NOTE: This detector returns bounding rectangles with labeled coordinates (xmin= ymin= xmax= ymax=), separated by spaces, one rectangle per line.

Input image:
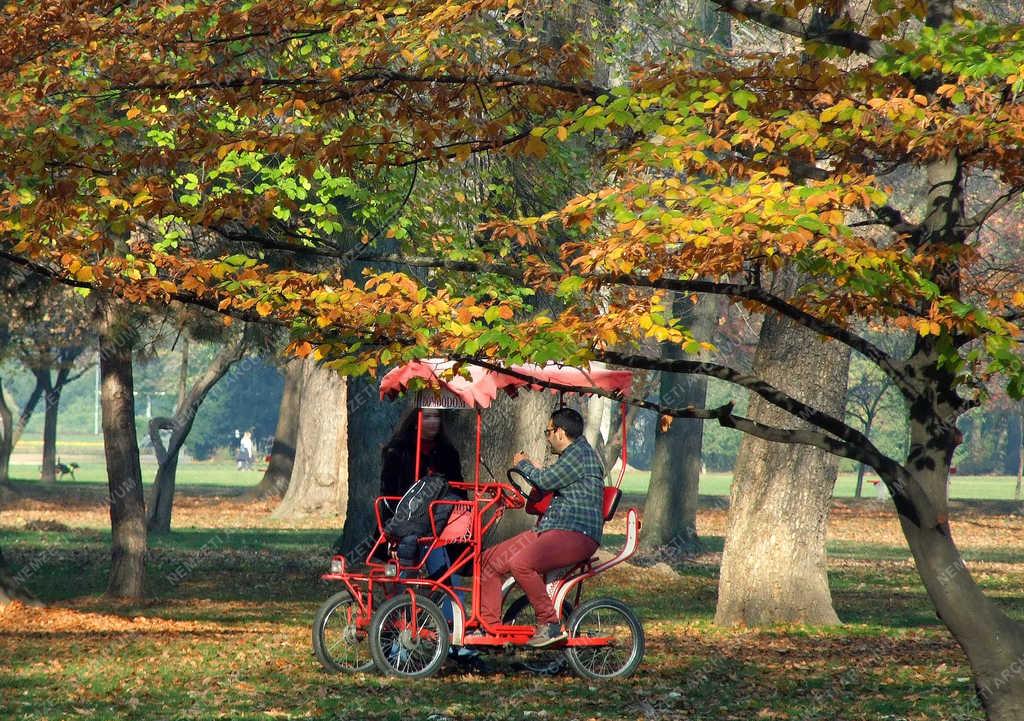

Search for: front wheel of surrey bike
xmin=312 ymin=591 xmax=376 ymax=673
xmin=564 ymin=597 xmax=645 ymax=680
xmin=368 ymin=593 xmax=451 ymax=678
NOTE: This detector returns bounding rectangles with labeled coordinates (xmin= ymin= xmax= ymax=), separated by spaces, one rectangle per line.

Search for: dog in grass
xmin=55 ymin=459 xmax=79 ymax=481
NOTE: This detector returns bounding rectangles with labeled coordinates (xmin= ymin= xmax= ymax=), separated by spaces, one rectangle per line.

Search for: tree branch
xmin=463 ymin=352 xmax=939 ymax=524
xmin=962 ymin=185 xmax=1024 ymax=233
xmin=597 ymin=273 xmax=918 ymax=399
xmin=0 ymin=250 xmax=287 ymax=328
xmin=709 ymin=0 xmax=889 ymax=58
xmin=96 ymin=70 xmax=605 ymax=101
xmin=595 ymin=349 xmax=873 ymax=448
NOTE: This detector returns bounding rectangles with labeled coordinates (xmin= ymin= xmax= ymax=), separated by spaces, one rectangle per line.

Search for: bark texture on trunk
xmin=11 ymin=376 xmax=45 ymax=450
xmin=900 ymin=503 xmax=1024 ymax=720
xmin=272 ymin=361 xmax=348 ymax=519
xmin=0 ymin=377 xmax=13 ymax=483
xmin=99 ymin=307 xmax=146 ymax=599
xmin=38 ymin=367 xmax=70 ymax=484
xmin=249 ymin=358 xmax=304 ymax=499
xmin=894 ymin=401 xmax=1024 ymax=719
xmin=644 ymin=296 xmax=718 ymax=553
xmin=147 ymin=334 xmax=247 ymax=534
xmin=0 ymin=545 xmax=38 ymax=606
xmin=715 ymin=272 xmax=850 ymax=626
xmin=334 ymin=374 xmax=403 ymax=559
xmin=447 ymin=391 xmax=556 ymax=545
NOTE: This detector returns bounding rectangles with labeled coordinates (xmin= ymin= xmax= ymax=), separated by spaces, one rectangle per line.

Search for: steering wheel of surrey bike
xmin=504 ymin=467 xmax=532 ymax=506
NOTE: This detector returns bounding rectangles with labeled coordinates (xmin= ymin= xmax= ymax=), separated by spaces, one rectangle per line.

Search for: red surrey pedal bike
xmin=312 ymin=359 xmax=644 ymax=680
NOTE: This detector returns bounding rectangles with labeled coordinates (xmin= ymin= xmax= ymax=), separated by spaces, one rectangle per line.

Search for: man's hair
xmin=551 ymin=407 xmax=584 ymax=440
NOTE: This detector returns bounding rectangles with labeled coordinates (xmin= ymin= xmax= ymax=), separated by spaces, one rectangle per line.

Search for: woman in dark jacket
xmin=379 ymin=407 xmax=463 ymax=503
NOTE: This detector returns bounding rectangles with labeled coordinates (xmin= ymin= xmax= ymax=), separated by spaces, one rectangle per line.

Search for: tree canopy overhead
xmin=7 ymin=0 xmax=1024 ymax=716
xmin=1 ymin=0 xmax=1021 ymax=388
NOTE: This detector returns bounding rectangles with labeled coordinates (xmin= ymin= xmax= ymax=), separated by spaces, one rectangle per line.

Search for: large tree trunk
xmin=715 ymin=271 xmax=850 ymax=626
xmin=888 ymin=149 xmax=1024 ymax=720
xmin=272 ymin=360 xmax=348 ymax=519
xmin=0 ymin=545 xmax=40 ymax=606
xmin=889 ymin=359 xmax=1024 ymax=720
xmin=248 ymin=358 xmax=304 ymax=499
xmin=583 ymin=392 xmax=606 ymax=449
xmin=0 ymin=377 xmax=13 ymax=483
xmin=39 ymin=367 xmax=70 ymax=484
xmin=99 ymin=306 xmax=146 ymax=599
xmin=333 ymin=375 xmax=404 ymax=559
xmin=147 ymin=333 xmax=247 ymax=534
xmin=643 ymin=296 xmax=718 ymax=553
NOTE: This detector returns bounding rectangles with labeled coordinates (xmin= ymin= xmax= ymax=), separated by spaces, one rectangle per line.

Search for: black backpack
xmin=383 ymin=474 xmax=458 ymax=539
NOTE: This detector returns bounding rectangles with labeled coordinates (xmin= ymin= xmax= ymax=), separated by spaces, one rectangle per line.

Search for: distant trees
xmin=147 ymin=328 xmax=250 ymax=534
xmin=0 ymin=278 xmax=92 ymax=482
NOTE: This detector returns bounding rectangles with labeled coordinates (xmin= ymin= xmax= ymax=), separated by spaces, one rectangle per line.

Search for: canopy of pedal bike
xmin=378 ymin=358 xmax=634 ymax=492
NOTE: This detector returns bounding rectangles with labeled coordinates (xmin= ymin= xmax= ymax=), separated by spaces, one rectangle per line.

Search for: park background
xmin=4 ymin=349 xmax=1023 ymax=499
xmin=3 ymin=0 xmax=1024 ymax=719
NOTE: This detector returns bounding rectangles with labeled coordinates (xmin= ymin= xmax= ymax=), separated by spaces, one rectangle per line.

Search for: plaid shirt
xmin=516 ymin=436 xmax=604 ymax=543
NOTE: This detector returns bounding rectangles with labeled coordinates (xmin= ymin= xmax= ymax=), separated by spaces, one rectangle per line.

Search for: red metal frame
xmin=319 ymin=366 xmax=640 ymax=652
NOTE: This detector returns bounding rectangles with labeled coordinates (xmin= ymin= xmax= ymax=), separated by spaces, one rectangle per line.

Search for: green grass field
xmin=10 ymin=461 xmax=1024 ymax=501
xmin=2 ymin=485 xmax=1010 ymax=721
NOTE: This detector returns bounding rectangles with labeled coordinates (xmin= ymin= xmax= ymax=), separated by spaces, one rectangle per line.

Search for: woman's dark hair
xmin=551 ymin=407 xmax=585 ymax=440
xmin=382 ymin=407 xmax=455 ymax=457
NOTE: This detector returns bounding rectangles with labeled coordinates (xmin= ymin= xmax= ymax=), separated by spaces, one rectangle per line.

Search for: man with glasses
xmin=476 ymin=407 xmax=604 ymax=647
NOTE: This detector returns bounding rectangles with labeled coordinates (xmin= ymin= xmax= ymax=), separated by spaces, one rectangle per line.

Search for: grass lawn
xmin=8 ymin=462 xmax=264 ymax=489
xmin=617 ymin=468 xmax=1024 ymax=501
xmin=12 ymin=460 xmax=1024 ymax=502
xmin=2 ymin=483 xmax=1018 ymax=720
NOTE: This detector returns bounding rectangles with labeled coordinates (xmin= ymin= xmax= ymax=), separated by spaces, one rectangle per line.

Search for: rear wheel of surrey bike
xmin=503 ymin=594 xmax=572 ymax=675
xmin=312 ymin=591 xmax=375 ymax=673
xmin=369 ymin=593 xmax=450 ymax=678
xmin=564 ymin=597 xmax=644 ymax=680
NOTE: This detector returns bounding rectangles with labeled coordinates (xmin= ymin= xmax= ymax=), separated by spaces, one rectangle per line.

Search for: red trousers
xmin=479 ymin=529 xmax=598 ymax=626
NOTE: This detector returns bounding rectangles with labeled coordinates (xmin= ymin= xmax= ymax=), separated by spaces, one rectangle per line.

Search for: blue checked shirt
xmin=515 ymin=436 xmax=605 ymax=543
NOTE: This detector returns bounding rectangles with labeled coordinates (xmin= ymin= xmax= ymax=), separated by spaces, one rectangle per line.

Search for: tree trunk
xmin=888 ymin=400 xmax=1024 ymax=720
xmin=332 ymin=375 xmax=404 ymax=559
xmin=0 ymin=377 xmax=13 ymax=483
xmin=11 ymin=374 xmax=45 ymax=449
xmin=39 ymin=367 xmax=70 ymax=484
xmin=99 ymin=305 xmax=146 ymax=599
xmin=878 ymin=136 xmax=1024 ymax=720
xmin=1006 ymin=410 xmax=1022 ymax=478
xmin=272 ymin=360 xmax=348 ymax=519
xmin=583 ymin=392 xmax=606 ymax=450
xmin=147 ymin=333 xmax=247 ymax=534
xmin=715 ymin=271 xmax=850 ymax=626
xmin=641 ymin=0 xmax=728 ymax=553
xmin=901 ymin=508 xmax=1024 ymax=720
xmin=1016 ymin=412 xmax=1023 ymax=502
xmin=177 ymin=336 xmax=189 ymax=409
xmin=0 ymin=544 xmax=40 ymax=606
xmin=855 ymin=462 xmax=867 ymax=499
xmin=643 ymin=296 xmax=718 ymax=553
xmin=248 ymin=358 xmax=304 ymax=499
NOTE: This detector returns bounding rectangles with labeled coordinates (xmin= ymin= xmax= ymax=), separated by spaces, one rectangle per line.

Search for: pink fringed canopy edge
xmin=379 ymin=359 xmax=632 ymax=408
